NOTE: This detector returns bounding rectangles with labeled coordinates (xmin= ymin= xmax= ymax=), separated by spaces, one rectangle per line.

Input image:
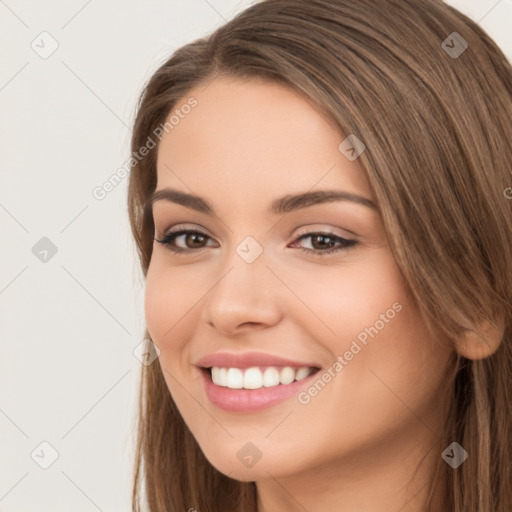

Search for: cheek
xmin=288 ymin=249 xmax=447 ymax=398
xmin=144 ymin=261 xmax=202 ymax=405
xmin=144 ymin=258 xmax=198 ymax=353
xmin=288 ymin=255 xmax=450 ymax=450
xmin=144 ymin=265 xmax=171 ymax=343
xmin=287 ymin=250 xmax=406 ymax=347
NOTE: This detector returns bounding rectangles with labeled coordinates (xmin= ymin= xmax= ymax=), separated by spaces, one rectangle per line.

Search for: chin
xmin=199 ymin=441 xmax=303 ymax=482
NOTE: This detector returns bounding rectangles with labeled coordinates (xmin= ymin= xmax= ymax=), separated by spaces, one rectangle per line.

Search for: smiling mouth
xmin=202 ymin=365 xmax=321 ymax=390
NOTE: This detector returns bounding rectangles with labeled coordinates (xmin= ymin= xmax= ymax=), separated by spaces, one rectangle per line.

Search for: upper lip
xmin=195 ymin=351 xmax=321 ymax=369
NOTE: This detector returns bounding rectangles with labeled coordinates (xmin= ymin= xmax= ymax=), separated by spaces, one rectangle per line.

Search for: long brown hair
xmin=127 ymin=1 xmax=512 ymax=510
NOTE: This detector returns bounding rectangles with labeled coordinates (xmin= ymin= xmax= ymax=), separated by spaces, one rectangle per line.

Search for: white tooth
xmin=212 ymin=366 xmax=312 ymax=389
xmin=211 ymin=367 xmax=220 ymax=385
xmin=226 ymin=368 xmax=244 ymax=389
xmin=218 ymin=367 xmax=228 ymax=387
xmin=279 ymin=366 xmax=295 ymax=385
xmin=295 ymin=367 xmax=311 ymax=381
xmin=262 ymin=367 xmax=280 ymax=387
xmin=244 ymin=367 xmax=263 ymax=389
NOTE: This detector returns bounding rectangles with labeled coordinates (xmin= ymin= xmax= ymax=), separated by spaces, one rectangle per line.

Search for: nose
xmin=201 ymin=245 xmax=284 ymax=336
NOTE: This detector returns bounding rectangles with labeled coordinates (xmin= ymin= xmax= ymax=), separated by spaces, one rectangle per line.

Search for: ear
xmin=455 ymin=315 xmax=505 ymax=360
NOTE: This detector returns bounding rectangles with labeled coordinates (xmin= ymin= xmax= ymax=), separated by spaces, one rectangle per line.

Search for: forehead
xmin=155 ymin=76 xmax=373 ymax=204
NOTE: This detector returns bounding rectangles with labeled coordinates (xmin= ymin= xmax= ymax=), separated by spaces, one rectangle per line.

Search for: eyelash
xmin=154 ymin=227 xmax=358 ymax=257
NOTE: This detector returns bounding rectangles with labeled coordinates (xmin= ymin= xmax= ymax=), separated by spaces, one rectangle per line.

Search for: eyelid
xmin=158 ymin=223 xmax=357 ymax=243
xmin=293 ymin=224 xmax=359 ymax=240
xmin=158 ymin=222 xmax=215 ymax=239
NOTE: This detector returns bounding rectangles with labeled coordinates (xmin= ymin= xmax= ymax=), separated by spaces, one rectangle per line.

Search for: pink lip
xmin=198 ymin=367 xmax=320 ymax=412
xmin=195 ymin=351 xmax=319 ymax=370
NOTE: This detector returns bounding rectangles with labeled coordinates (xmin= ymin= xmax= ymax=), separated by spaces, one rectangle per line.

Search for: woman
xmin=127 ymin=0 xmax=512 ymax=510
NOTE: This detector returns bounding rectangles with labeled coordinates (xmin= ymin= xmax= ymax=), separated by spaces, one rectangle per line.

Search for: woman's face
xmin=145 ymin=76 xmax=454 ymax=482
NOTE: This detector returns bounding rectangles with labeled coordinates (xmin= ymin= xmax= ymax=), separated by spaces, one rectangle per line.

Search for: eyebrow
xmin=146 ymin=187 xmax=377 ymax=216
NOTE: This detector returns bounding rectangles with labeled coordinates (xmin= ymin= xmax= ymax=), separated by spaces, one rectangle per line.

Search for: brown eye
xmin=155 ymin=229 xmax=214 ymax=253
xmin=291 ymin=232 xmax=358 ymax=257
xmin=183 ymin=232 xmax=208 ymax=248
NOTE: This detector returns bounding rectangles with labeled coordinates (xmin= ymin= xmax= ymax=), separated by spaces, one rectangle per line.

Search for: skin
xmin=145 ymin=76 xmax=456 ymax=511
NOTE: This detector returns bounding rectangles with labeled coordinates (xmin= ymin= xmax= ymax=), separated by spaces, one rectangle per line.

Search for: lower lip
xmin=199 ymin=368 xmax=320 ymax=412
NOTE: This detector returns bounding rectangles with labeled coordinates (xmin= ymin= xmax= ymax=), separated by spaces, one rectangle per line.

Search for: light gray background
xmin=1 ymin=1 xmax=511 ymax=511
